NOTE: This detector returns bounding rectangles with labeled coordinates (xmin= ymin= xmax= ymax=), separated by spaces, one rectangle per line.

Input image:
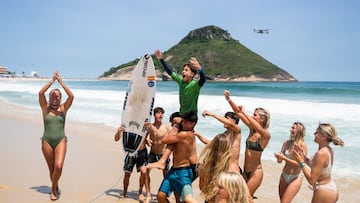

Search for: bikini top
xmin=246 ymin=136 xmax=264 ymax=152
xmin=284 ymin=151 xmax=292 ymax=159
xmin=321 ymin=150 xmax=332 ymax=176
xmin=309 ymin=149 xmax=333 ymax=177
xmin=283 ymin=141 xmax=294 ymax=159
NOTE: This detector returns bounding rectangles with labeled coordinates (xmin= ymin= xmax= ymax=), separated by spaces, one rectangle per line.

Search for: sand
xmin=0 ymin=101 xmax=358 ymax=203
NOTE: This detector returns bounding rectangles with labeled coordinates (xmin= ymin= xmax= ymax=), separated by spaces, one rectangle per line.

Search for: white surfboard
xmin=121 ymin=53 xmax=156 ymax=156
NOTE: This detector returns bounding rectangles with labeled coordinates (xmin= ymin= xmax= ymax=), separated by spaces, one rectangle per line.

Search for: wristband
xmin=49 ymin=80 xmax=54 ymax=85
xmin=299 ymin=162 xmax=306 ymax=168
xmin=227 ymin=98 xmax=231 ymax=102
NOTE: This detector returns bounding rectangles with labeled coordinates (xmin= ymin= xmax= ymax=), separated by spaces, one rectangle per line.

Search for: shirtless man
xmin=144 ymin=107 xmax=170 ymax=202
xmin=157 ymin=111 xmax=199 ymax=203
xmin=198 ymin=110 xmax=242 ymax=173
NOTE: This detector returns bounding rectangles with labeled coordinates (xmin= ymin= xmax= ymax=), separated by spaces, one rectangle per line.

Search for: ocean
xmin=1 ymin=79 xmax=359 ymax=178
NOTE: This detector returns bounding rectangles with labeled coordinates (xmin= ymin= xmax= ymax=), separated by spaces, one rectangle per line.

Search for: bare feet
xmin=50 ymin=191 xmax=57 ymax=201
xmin=50 ymin=184 xmax=58 ymax=201
xmin=145 ymin=194 xmax=151 ymax=203
xmin=138 ymin=193 xmax=145 ymax=202
xmin=147 ymin=161 xmax=165 ymax=170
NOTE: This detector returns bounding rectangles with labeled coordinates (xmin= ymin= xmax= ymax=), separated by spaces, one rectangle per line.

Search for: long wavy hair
xmin=199 ymin=133 xmax=232 ymax=201
xmin=217 ymin=171 xmax=250 ymax=203
xmin=291 ymin=122 xmax=306 ymax=143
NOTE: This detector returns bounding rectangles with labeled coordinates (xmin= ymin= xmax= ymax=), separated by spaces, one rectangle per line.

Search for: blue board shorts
xmin=159 ymin=166 xmax=193 ymax=201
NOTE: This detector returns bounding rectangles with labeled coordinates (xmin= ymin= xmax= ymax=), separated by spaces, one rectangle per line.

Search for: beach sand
xmin=0 ymin=101 xmax=358 ymax=203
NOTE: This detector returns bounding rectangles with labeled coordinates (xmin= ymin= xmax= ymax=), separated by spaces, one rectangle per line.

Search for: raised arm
xmin=202 ymin=110 xmax=240 ymax=133
xmin=189 ymin=57 xmax=206 ymax=87
xmin=56 ymin=72 xmax=74 ymax=113
xmin=39 ymin=71 xmax=58 ymax=115
xmin=155 ymin=49 xmax=174 ymax=76
xmin=224 ymin=90 xmax=251 ymax=127
xmin=225 ymin=90 xmax=270 ymax=142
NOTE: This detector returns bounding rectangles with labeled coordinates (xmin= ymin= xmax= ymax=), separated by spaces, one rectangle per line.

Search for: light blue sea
xmin=1 ymin=80 xmax=359 ymax=178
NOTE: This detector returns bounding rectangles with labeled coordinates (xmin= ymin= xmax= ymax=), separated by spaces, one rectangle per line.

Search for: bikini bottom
xmin=314 ymin=180 xmax=337 ymax=192
xmin=244 ymin=165 xmax=262 ymax=180
xmin=281 ymin=171 xmax=300 ymax=184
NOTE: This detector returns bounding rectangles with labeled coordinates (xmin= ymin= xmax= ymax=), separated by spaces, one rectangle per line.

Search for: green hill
xmin=99 ymin=25 xmax=296 ymax=82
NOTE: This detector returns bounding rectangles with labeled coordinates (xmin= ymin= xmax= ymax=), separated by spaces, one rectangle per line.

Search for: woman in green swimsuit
xmin=225 ymin=90 xmax=271 ymax=199
xmin=39 ymin=71 xmax=74 ymax=200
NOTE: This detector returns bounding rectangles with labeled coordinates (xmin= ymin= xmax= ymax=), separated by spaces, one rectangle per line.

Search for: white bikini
xmin=312 ymin=150 xmax=337 ymax=192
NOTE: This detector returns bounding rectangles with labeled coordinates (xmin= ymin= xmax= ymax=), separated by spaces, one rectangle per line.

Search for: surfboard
xmin=121 ymin=53 xmax=156 ymax=156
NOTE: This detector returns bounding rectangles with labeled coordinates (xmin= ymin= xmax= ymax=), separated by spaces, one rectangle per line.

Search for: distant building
xmin=0 ymin=66 xmax=8 ymax=74
xmin=0 ymin=66 xmax=16 ymax=78
xmin=30 ymin=71 xmax=39 ymax=77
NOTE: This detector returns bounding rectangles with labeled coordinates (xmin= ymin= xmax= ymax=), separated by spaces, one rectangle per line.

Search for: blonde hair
xmin=199 ymin=133 xmax=232 ymax=201
xmin=255 ymin=107 xmax=270 ymax=129
xmin=292 ymin=122 xmax=306 ymax=143
xmin=317 ymin=123 xmax=344 ymax=146
xmin=217 ymin=171 xmax=250 ymax=203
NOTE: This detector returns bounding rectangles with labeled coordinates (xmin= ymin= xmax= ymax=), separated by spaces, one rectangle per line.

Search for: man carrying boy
xmin=157 ymin=112 xmax=199 ymax=203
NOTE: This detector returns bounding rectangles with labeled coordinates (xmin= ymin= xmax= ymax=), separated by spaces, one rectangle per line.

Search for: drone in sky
xmin=253 ymin=28 xmax=270 ymax=34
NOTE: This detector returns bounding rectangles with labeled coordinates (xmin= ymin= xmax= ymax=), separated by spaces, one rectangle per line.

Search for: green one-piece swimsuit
xmin=42 ymin=112 xmax=65 ymax=149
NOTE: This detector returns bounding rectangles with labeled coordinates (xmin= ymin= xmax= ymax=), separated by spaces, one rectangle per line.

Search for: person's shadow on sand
xmin=105 ymin=189 xmax=137 ymax=199
xmin=30 ymin=185 xmax=61 ymax=200
xmin=105 ymin=189 xmax=157 ymax=202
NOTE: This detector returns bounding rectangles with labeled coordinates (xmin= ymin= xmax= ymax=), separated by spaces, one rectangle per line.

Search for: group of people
xmin=274 ymin=122 xmax=344 ymax=203
xmin=39 ymin=50 xmax=344 ymax=203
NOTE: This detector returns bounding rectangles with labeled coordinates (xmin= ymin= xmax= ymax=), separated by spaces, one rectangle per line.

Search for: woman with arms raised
xmin=39 ymin=71 xmax=74 ymax=200
xmin=224 ymin=90 xmax=271 ymax=198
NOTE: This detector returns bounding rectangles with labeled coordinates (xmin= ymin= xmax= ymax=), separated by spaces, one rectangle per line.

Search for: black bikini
xmin=246 ymin=137 xmax=264 ymax=152
xmin=244 ymin=136 xmax=264 ymax=180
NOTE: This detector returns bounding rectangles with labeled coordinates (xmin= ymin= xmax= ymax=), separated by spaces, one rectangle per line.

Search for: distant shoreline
xmin=0 ymin=76 xmax=50 ymax=81
xmin=2 ymin=76 xmax=357 ymax=83
xmin=98 ymin=74 xmax=297 ymax=82
xmin=0 ymin=77 xmax=98 ymax=82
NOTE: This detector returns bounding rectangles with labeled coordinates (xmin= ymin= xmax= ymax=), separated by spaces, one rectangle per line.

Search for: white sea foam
xmin=1 ymin=80 xmax=359 ymax=178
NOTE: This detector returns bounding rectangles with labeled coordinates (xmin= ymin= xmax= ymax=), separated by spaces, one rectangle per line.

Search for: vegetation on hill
xmin=99 ymin=25 xmax=296 ymax=81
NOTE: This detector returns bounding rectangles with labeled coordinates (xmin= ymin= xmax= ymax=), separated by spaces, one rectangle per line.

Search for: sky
xmin=1 ymin=0 xmax=359 ymax=81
